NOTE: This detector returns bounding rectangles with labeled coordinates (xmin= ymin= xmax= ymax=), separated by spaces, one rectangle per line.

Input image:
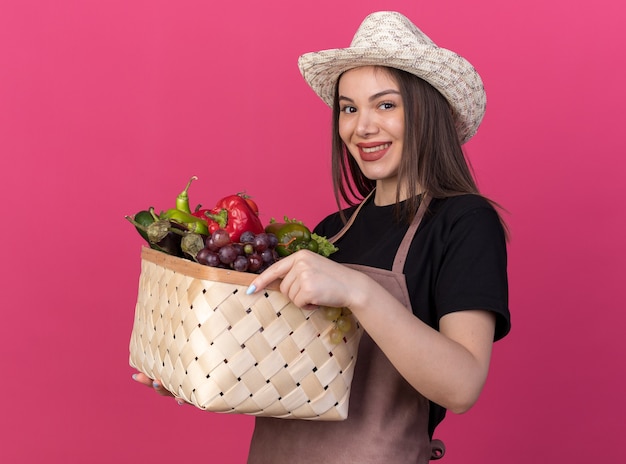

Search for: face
xmin=338 ymin=66 xmax=405 ymax=196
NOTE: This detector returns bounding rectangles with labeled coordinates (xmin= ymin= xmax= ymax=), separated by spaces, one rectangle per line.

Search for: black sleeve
xmin=435 ymin=204 xmax=510 ymax=341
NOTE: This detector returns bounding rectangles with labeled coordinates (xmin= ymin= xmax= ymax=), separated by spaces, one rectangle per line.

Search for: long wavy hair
xmin=330 ymin=66 xmax=505 ymax=229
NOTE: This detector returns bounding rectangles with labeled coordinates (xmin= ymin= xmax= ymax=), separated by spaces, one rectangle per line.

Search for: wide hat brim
xmin=297 ymin=11 xmax=486 ymax=144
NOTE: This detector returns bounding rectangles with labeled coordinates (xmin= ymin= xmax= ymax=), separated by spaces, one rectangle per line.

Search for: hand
xmin=132 ymin=372 xmax=186 ymax=406
xmin=247 ymin=250 xmax=366 ymax=311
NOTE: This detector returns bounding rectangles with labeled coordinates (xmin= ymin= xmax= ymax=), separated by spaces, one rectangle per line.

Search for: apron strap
xmin=327 ymin=193 xmax=444 ymax=459
xmin=328 ymin=190 xmax=376 ymax=244
xmin=392 ymin=195 xmax=430 ymax=273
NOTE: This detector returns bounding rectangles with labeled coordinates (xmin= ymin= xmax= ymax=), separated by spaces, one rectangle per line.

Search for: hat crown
xmin=349 ymin=11 xmax=435 ymax=50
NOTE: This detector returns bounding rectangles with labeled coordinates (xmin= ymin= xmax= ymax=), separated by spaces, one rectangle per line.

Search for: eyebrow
xmin=338 ymin=89 xmax=401 ymax=103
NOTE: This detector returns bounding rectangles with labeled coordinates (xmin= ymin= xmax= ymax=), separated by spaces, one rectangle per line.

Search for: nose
xmin=355 ymin=110 xmax=378 ymax=137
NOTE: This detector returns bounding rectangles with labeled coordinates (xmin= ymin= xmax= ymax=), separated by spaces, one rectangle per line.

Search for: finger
xmin=277 ymin=259 xmax=299 ymax=296
xmin=246 ymin=256 xmax=293 ymax=295
xmin=132 ymin=372 xmax=153 ymax=387
xmin=151 ymin=380 xmax=174 ymax=397
xmin=133 ymin=373 xmax=174 ymax=397
xmin=280 ymin=272 xmax=300 ymax=303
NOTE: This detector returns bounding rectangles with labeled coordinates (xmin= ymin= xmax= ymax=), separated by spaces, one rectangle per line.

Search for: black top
xmin=314 ymin=193 xmax=511 ymax=435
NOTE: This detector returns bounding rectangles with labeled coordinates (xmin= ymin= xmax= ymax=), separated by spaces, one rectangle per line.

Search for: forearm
xmin=348 ymin=272 xmax=496 ymax=414
xmin=246 ymin=251 xmax=497 ymax=413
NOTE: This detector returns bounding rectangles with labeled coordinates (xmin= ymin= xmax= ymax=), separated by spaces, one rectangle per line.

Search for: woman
xmin=245 ymin=11 xmax=510 ymax=463
xmin=135 ymin=11 xmax=510 ymax=463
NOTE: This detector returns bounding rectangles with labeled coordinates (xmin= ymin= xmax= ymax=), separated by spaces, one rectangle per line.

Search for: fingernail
xmin=132 ymin=373 xmax=138 ymax=381
xmin=152 ymin=381 xmax=160 ymax=389
xmin=246 ymin=284 xmax=256 ymax=295
xmin=177 ymin=399 xmax=185 ymax=406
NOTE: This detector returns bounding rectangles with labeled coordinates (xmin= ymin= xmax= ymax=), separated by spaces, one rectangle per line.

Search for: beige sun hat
xmin=297 ymin=11 xmax=486 ymax=144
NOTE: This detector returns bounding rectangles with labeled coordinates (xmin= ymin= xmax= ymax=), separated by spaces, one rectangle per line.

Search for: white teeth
xmin=361 ymin=143 xmax=390 ymax=154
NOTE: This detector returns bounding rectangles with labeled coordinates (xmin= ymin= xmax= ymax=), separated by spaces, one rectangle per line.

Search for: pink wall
xmin=1 ymin=1 xmax=624 ymax=462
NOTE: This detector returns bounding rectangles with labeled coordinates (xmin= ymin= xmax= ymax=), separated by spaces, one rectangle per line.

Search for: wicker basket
xmin=129 ymin=247 xmax=363 ymax=420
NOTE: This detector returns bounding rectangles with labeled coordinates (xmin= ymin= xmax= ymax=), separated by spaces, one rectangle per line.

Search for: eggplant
xmin=181 ymin=232 xmax=206 ymax=261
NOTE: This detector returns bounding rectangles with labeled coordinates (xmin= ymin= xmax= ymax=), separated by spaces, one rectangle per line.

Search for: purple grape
xmin=260 ymin=248 xmax=277 ymax=264
xmin=253 ymin=233 xmax=270 ymax=252
xmin=212 ymin=229 xmax=231 ymax=248
xmin=267 ymin=233 xmax=278 ymax=249
xmin=247 ymin=253 xmax=263 ymax=272
xmin=232 ymin=255 xmax=249 ymax=272
xmin=205 ymin=236 xmax=219 ymax=252
xmin=197 ymin=248 xmax=221 ymax=267
xmin=197 ymin=247 xmax=211 ymax=265
xmin=218 ymin=244 xmax=239 ymax=264
xmin=232 ymin=243 xmax=245 ymax=256
xmin=239 ymin=230 xmax=256 ymax=244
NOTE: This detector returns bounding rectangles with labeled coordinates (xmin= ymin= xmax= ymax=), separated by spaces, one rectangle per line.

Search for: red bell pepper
xmin=192 ymin=193 xmax=264 ymax=242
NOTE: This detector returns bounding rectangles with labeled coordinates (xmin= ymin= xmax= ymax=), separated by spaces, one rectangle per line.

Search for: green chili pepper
xmin=175 ymin=176 xmax=198 ymax=214
xmin=160 ymin=208 xmax=210 ymax=236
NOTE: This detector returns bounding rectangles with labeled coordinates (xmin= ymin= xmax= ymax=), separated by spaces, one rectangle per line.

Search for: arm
xmin=347 ymin=269 xmax=496 ymax=413
xmin=247 ymin=251 xmax=496 ymax=414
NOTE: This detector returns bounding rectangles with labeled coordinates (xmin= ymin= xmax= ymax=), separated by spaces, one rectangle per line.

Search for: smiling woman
xmin=242 ymin=11 xmax=510 ymax=464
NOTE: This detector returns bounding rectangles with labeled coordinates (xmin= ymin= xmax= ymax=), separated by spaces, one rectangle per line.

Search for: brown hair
xmin=330 ymin=66 xmax=505 ymax=229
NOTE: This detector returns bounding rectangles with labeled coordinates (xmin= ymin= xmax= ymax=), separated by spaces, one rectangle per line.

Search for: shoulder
xmin=430 ymin=194 xmax=498 ymax=218
xmin=425 ymin=194 xmax=505 ymax=238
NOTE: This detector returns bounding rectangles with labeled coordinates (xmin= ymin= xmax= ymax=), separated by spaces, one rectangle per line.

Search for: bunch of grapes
xmin=321 ymin=306 xmax=355 ymax=344
xmin=196 ymin=229 xmax=280 ymax=273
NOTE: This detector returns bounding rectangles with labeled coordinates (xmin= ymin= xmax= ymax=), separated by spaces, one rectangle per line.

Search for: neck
xmin=373 ymin=178 xmax=398 ymax=206
xmin=374 ymin=179 xmax=423 ymax=206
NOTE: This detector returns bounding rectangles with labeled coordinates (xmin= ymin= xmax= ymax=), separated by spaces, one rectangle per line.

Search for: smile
xmin=361 ymin=143 xmax=391 ymax=154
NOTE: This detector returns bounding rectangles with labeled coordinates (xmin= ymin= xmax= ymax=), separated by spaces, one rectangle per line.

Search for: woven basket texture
xmin=129 ymin=247 xmax=363 ymax=420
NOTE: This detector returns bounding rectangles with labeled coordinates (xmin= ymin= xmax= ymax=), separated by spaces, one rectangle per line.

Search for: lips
xmin=357 ymin=142 xmax=391 ymax=161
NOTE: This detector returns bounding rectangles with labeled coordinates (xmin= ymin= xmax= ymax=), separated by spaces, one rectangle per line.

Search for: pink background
xmin=1 ymin=0 xmax=624 ymax=462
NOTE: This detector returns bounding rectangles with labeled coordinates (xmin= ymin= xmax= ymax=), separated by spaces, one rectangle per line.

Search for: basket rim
xmin=141 ymin=246 xmax=282 ymax=290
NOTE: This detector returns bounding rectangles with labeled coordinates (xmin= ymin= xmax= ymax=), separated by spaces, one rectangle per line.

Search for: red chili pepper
xmin=192 ymin=193 xmax=264 ymax=242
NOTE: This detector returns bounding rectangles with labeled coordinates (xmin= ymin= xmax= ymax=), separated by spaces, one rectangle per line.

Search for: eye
xmin=340 ymin=105 xmax=357 ymax=114
xmin=378 ymin=101 xmax=396 ymax=110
